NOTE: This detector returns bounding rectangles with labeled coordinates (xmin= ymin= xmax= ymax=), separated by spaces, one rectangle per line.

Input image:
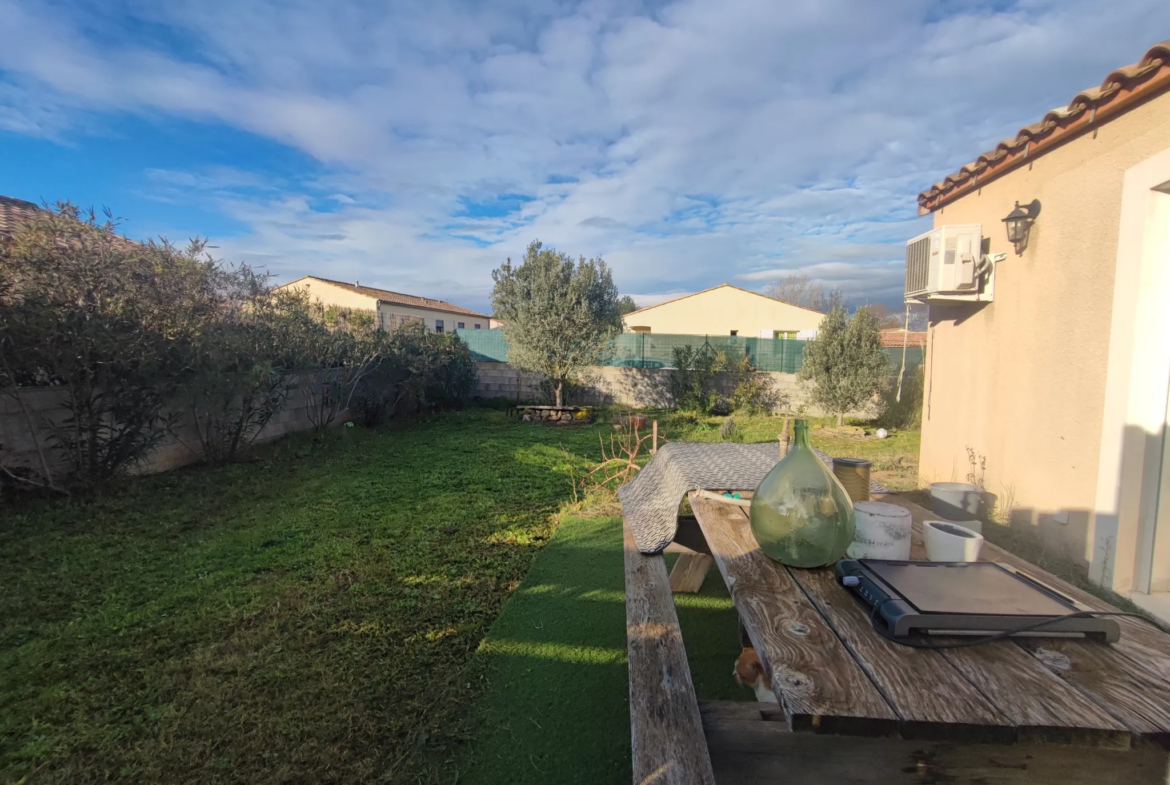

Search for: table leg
xmin=666 ymin=516 xmax=714 ymax=593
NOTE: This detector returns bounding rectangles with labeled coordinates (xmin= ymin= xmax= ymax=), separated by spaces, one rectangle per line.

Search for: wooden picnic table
xmin=624 ymin=491 xmax=1170 ymax=785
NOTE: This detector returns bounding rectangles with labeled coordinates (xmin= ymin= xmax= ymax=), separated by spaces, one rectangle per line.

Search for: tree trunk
xmin=836 ymin=411 xmax=844 ymax=428
xmin=555 ymin=381 xmax=563 ymax=408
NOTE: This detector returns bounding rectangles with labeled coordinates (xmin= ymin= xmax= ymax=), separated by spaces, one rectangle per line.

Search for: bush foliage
xmin=799 ymin=305 xmax=888 ymax=427
xmin=668 ymin=344 xmax=785 ymax=415
xmin=0 ymin=203 xmax=476 ymax=491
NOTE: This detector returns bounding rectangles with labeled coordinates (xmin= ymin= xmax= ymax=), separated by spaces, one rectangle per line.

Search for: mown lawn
xmin=1 ymin=406 xmax=921 ymax=784
xmin=0 ymin=408 xmax=612 ymax=784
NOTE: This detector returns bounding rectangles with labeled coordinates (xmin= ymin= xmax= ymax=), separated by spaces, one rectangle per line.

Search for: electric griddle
xmin=835 ymin=559 xmax=1121 ymax=643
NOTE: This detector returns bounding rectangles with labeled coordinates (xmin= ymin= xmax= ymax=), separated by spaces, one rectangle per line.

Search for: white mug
xmin=923 ymin=520 xmax=984 ymax=562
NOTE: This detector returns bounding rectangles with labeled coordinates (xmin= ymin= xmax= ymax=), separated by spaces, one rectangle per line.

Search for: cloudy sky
xmin=1 ymin=1 xmax=1166 ymax=313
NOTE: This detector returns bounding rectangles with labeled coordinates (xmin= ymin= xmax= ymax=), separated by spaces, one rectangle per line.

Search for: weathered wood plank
xmin=668 ymin=553 xmax=714 ymax=593
xmin=875 ymin=493 xmax=1170 ymax=741
xmin=788 ymin=567 xmax=1011 ymax=740
xmin=689 ymin=494 xmax=898 ymax=735
xmin=698 ymin=700 xmax=1169 ymax=785
xmin=940 ymin=640 xmax=1130 ymax=746
xmin=1018 ymin=637 xmax=1170 ymax=743
xmin=623 ymin=517 xmax=715 ymax=785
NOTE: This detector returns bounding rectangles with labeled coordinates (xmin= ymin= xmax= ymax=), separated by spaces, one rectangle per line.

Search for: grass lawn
xmin=1 ymin=406 xmax=918 ymax=784
xmin=1 ymin=409 xmax=616 ymax=784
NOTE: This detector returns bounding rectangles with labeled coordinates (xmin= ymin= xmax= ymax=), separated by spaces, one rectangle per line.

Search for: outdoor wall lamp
xmin=1002 ymin=199 xmax=1040 ymax=255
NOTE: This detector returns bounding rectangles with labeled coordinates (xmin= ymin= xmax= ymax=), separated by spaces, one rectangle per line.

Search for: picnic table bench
xmin=624 ymin=491 xmax=1170 ymax=784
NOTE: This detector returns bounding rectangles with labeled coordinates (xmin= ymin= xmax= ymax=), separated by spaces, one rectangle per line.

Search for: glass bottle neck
xmin=792 ymin=420 xmax=811 ymax=449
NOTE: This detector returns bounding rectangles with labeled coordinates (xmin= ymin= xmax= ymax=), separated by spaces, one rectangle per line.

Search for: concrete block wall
xmin=0 ymin=380 xmax=340 ymax=479
xmin=473 ymin=361 xmax=814 ymax=411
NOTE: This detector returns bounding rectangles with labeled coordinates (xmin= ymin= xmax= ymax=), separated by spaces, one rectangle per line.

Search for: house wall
xmin=623 ymin=286 xmax=824 ymax=336
xmin=283 ymin=277 xmax=381 ymax=312
xmin=919 ymin=91 xmax=1170 ymax=570
xmin=375 ymin=303 xmax=488 ymax=333
xmin=278 ymin=278 xmax=489 ymax=332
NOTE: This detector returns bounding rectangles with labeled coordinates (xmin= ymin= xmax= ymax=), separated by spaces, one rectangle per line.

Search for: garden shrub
xmin=667 ymin=343 xmax=726 ymax=413
xmin=185 ymin=275 xmax=309 ymax=465
xmin=353 ymin=323 xmax=477 ymax=426
xmin=0 ymin=205 xmax=223 ymax=489
xmin=0 ymin=202 xmax=478 ymax=491
xmin=727 ymin=355 xmax=787 ymax=415
xmin=878 ymin=364 xmax=924 ymax=429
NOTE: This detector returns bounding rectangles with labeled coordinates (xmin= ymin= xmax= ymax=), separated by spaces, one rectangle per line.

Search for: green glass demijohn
xmin=749 ymin=419 xmax=856 ymax=568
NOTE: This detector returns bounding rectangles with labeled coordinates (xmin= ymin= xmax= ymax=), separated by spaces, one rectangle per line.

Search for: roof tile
xmin=919 ymin=41 xmax=1170 ymax=214
xmin=0 ymin=196 xmax=42 ymax=237
xmin=293 ymin=276 xmax=492 ymax=319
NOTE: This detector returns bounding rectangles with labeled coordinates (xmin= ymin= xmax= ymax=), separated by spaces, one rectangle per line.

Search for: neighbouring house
xmin=879 ymin=329 xmax=927 ymax=348
xmin=622 ymin=283 xmax=824 ymax=338
xmin=276 ymin=276 xmax=493 ymax=333
xmin=0 ymin=195 xmax=42 ymax=238
xmin=911 ymin=40 xmax=1170 ymax=614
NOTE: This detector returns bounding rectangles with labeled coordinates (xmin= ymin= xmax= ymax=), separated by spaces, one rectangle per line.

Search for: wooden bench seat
xmin=624 ymin=516 xmax=715 ymax=784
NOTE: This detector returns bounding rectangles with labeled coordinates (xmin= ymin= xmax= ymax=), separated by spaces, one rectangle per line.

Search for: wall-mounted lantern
xmin=1002 ymin=199 xmax=1041 ymax=255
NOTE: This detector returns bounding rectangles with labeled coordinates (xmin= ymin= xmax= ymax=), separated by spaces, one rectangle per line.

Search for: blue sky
xmin=1 ymin=0 xmax=1167 ymax=314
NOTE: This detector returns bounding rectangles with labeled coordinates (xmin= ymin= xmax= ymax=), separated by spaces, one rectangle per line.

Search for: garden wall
xmin=0 ymin=381 xmax=337 ymax=478
xmin=472 ymin=362 xmax=814 ymax=411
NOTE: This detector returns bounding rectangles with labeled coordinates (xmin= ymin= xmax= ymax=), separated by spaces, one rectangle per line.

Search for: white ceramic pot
xmin=847 ymin=501 xmax=912 ymax=561
xmin=923 ymin=520 xmax=984 ymax=562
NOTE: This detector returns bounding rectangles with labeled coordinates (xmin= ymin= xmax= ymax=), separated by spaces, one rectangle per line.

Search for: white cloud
xmin=1 ymin=0 xmax=1167 ymax=311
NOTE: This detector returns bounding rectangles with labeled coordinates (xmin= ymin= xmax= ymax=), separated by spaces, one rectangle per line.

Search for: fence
xmin=455 ymin=328 xmax=923 ymax=375
xmin=0 ymin=377 xmax=342 ymax=479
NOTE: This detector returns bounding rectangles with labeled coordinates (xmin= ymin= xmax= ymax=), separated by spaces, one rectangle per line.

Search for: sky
xmin=1 ymin=1 xmax=1167 ymax=314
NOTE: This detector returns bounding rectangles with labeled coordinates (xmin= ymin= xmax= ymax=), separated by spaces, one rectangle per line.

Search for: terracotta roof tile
xmin=919 ymin=40 xmax=1170 ymax=214
xmin=290 ymin=275 xmax=492 ymax=319
xmin=0 ymin=196 xmax=42 ymax=237
xmin=880 ymin=329 xmax=926 ymax=347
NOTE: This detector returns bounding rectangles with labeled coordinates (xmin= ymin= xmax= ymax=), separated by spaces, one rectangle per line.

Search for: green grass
xmin=0 ymin=409 xmax=612 ymax=784
xmin=441 ymin=516 xmax=745 ymax=785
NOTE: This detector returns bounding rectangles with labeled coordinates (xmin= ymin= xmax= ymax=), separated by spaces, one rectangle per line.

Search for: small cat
xmin=733 ymin=647 xmax=778 ymax=704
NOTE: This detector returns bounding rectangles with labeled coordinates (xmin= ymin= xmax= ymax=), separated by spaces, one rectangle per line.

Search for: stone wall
xmin=473 ymin=361 xmax=812 ymax=411
xmin=0 ymin=380 xmax=339 ymax=479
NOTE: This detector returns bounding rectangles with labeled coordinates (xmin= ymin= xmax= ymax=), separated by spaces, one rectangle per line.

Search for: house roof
xmin=880 ymin=329 xmax=927 ymax=348
xmin=282 ymin=275 xmax=492 ymax=319
xmin=918 ymin=40 xmax=1170 ymax=214
xmin=0 ymin=196 xmax=42 ymax=237
xmin=622 ymin=283 xmax=826 ymax=318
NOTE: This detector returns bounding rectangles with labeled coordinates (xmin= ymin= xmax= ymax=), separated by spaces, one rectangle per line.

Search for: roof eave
xmin=918 ymin=40 xmax=1170 ymax=215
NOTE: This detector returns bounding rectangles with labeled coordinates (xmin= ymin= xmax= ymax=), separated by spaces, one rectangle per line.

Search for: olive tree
xmin=490 ymin=240 xmax=622 ymax=407
xmin=799 ymin=305 xmax=888 ymax=427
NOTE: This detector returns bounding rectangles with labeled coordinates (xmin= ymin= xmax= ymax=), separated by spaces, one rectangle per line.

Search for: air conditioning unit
xmin=904 ymin=224 xmax=994 ymax=303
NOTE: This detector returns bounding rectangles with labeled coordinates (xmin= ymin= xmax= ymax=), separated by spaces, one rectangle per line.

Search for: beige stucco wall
xmin=919 ymin=92 xmax=1170 ymax=567
xmin=282 ymin=277 xmax=380 ymax=312
xmin=278 ymin=278 xmax=489 ymax=332
xmin=623 ymin=285 xmax=824 ymax=336
xmin=375 ymin=302 xmax=487 ymax=332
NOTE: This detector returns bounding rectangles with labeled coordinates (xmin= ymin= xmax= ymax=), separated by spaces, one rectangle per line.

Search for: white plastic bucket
xmin=930 ymin=482 xmax=983 ymax=523
xmin=847 ymin=501 xmax=912 ymax=561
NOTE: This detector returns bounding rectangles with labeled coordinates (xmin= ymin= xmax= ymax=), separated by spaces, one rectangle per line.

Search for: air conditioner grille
xmin=906 ymin=236 xmax=930 ymax=296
